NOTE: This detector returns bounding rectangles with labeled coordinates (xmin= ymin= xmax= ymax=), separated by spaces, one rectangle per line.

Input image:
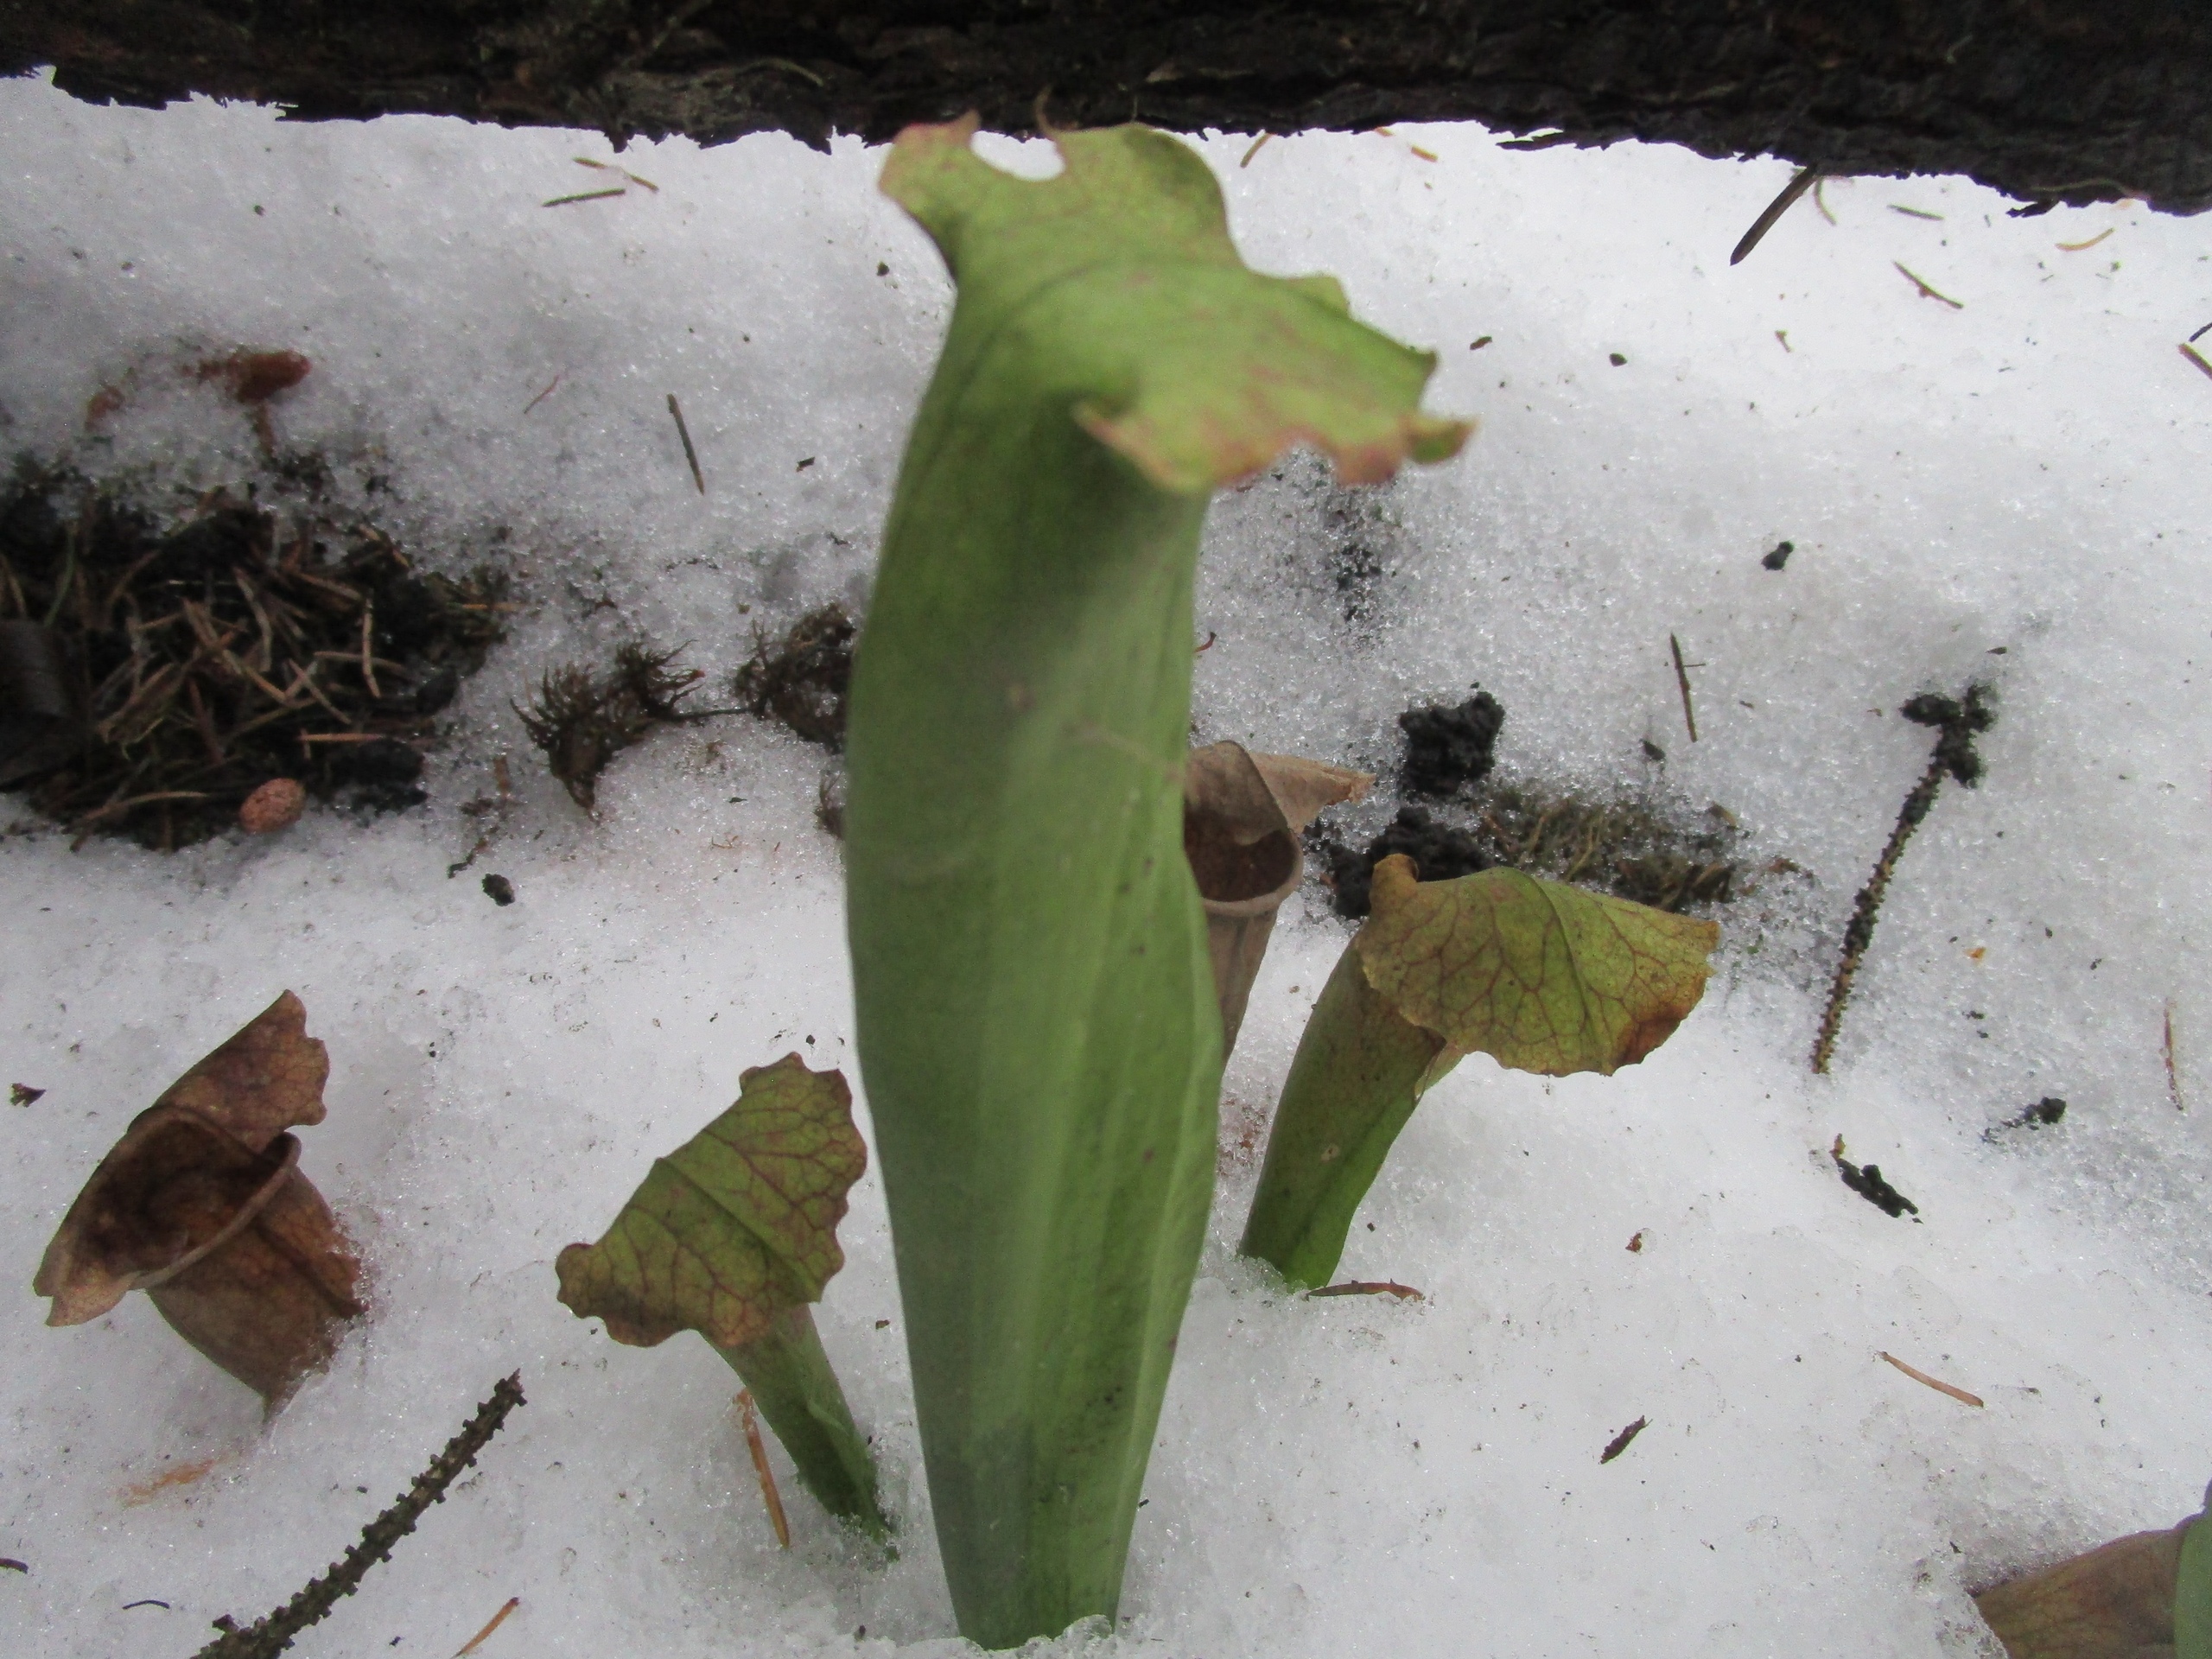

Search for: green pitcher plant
xmin=844 ymin=117 xmax=1470 ymax=1646
xmin=556 ymin=1053 xmax=887 ymax=1537
xmin=1241 ymin=854 xmax=1720 ymax=1288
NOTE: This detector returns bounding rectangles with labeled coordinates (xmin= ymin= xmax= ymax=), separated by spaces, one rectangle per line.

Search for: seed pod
xmin=238 ymin=778 xmax=306 ymax=834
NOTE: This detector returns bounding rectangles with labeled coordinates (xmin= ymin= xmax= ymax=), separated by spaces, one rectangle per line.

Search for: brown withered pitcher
xmin=1183 ymin=742 xmax=1370 ymax=1056
xmin=35 ymin=990 xmax=365 ymax=1406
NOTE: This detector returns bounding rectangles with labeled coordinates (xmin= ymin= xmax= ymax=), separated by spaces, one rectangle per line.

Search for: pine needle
xmin=1879 ymin=1351 xmax=1983 ymax=1408
xmin=452 ymin=1596 xmax=520 ymax=1657
xmin=737 ymin=1390 xmax=791 ymax=1549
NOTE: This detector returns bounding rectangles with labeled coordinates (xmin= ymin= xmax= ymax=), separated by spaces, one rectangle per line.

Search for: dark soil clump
xmin=1832 ymin=1138 xmax=1920 ymax=1218
xmin=1398 ymin=690 xmax=1503 ymax=796
xmin=1314 ymin=687 xmax=1745 ymax=918
xmin=0 ymin=461 xmax=506 ymax=849
xmin=1321 ymin=805 xmax=1491 ymax=918
xmin=734 ymin=601 xmax=855 ymax=749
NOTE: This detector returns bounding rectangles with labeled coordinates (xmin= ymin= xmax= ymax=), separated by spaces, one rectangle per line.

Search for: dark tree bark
xmin=5 ymin=3 xmax=2208 ymax=213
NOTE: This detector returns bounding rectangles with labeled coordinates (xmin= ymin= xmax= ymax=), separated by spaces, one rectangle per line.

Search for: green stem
xmin=1239 ymin=943 xmax=1459 ymax=1289
xmin=711 ymin=1305 xmax=887 ymax=1539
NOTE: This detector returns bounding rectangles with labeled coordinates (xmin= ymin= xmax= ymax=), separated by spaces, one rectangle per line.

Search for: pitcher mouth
xmin=135 ymin=1126 xmax=304 ymax=1290
xmin=1185 ymin=814 xmax=1300 ymax=913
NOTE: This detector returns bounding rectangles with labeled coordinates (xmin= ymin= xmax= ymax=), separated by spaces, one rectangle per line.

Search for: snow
xmin=3 ymin=70 xmax=2211 ymax=1659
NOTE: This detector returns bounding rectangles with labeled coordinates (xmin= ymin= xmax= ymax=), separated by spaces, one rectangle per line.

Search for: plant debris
xmin=1669 ymin=632 xmax=1700 ymax=741
xmin=666 ymin=394 xmax=706 ymax=494
xmin=10 ymin=1083 xmax=42 ymax=1106
xmin=453 ymin=1596 xmax=520 ymax=1657
xmin=1878 ymin=1351 xmax=1982 ymax=1407
xmin=1811 ymin=683 xmax=1995 ymax=1071
xmin=35 ymin=990 xmax=366 ymax=1403
xmin=1894 ymin=262 xmax=1965 ymax=308
xmin=1322 ymin=783 xmax=1743 ymax=921
xmin=481 ymin=873 xmax=516 ymax=906
xmin=238 ymin=777 xmax=306 ymax=834
xmin=1762 ymin=540 xmax=1794 ymax=571
xmin=1306 ymin=1281 xmax=1424 ymax=1301
xmin=1988 ymin=1096 xmax=2067 ymax=1138
xmin=1831 ymin=1135 xmax=1920 ymax=1218
xmin=733 ymin=601 xmax=855 ymax=749
xmin=1730 ymin=165 xmax=1819 ymax=265
xmin=0 ymin=461 xmax=506 ymax=849
xmin=120 ymin=1452 xmax=232 ymax=1505
xmin=195 ymin=1372 xmax=525 ymax=1659
xmin=1599 ymin=1416 xmax=1648 ymax=1462
xmin=542 ymin=187 xmax=626 ymax=207
xmin=738 ymin=1389 xmax=792 ymax=1549
xmin=2166 ymin=1003 xmax=2185 ymax=1110
xmin=1398 ymin=690 xmax=1503 ymax=796
xmin=516 ymin=641 xmax=709 ymax=811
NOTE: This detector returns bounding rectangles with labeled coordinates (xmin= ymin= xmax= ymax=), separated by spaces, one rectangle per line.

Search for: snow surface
xmin=3 ymin=71 xmax=2212 ymax=1659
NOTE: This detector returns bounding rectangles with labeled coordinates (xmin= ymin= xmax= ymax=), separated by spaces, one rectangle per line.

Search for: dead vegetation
xmin=0 ymin=460 xmax=506 ymax=849
xmin=515 ymin=641 xmax=709 ymax=811
xmin=733 ymin=601 xmax=855 ymax=750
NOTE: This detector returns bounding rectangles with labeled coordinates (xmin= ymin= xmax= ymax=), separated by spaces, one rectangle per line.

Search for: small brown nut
xmin=238 ymin=778 xmax=307 ymax=834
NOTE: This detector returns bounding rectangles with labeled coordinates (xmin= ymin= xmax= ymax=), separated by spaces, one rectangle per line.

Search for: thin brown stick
xmin=2180 ymin=343 xmax=2212 ymax=383
xmin=667 ymin=394 xmax=706 ymax=494
xmin=2166 ymin=1003 xmax=2185 ymax=1111
xmin=736 ymin=1390 xmax=791 ymax=1548
xmin=1669 ymin=633 xmax=1699 ymax=742
xmin=451 ymin=1596 xmax=520 ymax=1657
xmin=1878 ymin=1351 xmax=1983 ymax=1408
xmin=1812 ymin=751 xmax=1947 ymax=1072
xmin=1731 ymin=165 xmax=1820 ymax=265
xmin=1894 ymin=262 xmax=1965 ymax=308
xmin=521 ymin=375 xmax=562 ymax=416
xmin=541 ymin=187 xmax=626 ymax=207
xmin=1239 ymin=132 xmax=1272 ymax=166
xmin=196 ymin=1375 xmax=524 ymax=1659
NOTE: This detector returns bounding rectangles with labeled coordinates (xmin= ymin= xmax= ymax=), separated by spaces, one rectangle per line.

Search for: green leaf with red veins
xmin=556 ymin=1052 xmax=864 ymax=1349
